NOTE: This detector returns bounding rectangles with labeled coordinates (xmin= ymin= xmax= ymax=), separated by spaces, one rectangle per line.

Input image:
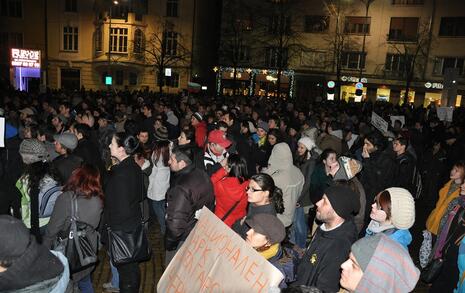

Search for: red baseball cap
xmin=208 ymin=130 xmax=231 ymax=149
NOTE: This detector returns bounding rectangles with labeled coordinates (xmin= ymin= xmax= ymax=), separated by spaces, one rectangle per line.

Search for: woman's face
xmin=257 ymin=128 xmax=267 ymax=139
xmin=297 ymin=143 xmax=307 ymax=157
xmin=450 ymin=166 xmax=465 ymax=182
xmin=340 ymin=252 xmax=363 ymax=291
xmin=370 ymin=196 xmax=388 ymax=223
xmin=246 ymin=229 xmax=269 ymax=248
xmin=246 ymin=180 xmax=269 ymax=206
xmin=178 ymin=132 xmax=190 ymax=146
xmin=323 ymin=153 xmax=337 ymax=168
xmin=109 ymin=136 xmax=121 ymax=158
xmin=268 ymin=134 xmax=277 ymax=146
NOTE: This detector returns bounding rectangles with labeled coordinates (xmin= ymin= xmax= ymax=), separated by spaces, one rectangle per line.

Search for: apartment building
xmin=2 ymin=0 xmax=220 ymax=93
xmin=217 ymin=0 xmax=465 ymax=106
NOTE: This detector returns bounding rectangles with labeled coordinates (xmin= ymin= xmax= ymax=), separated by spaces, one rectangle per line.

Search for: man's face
xmin=316 ymin=195 xmax=336 ymax=223
xmin=221 ymin=114 xmax=233 ymax=127
xmin=340 ymin=252 xmax=363 ymax=291
xmin=363 ymin=139 xmax=376 ymax=154
xmin=54 ymin=141 xmax=65 ymax=154
xmin=209 ymin=142 xmax=225 ymax=155
xmin=392 ymin=140 xmax=405 ymax=154
xmin=142 ymin=106 xmax=151 ymax=117
xmin=59 ymin=105 xmax=69 ymax=116
xmin=268 ymin=119 xmax=277 ymax=130
xmin=190 ymin=116 xmax=199 ymax=126
xmin=138 ymin=132 xmax=149 ymax=144
xmin=52 ymin=116 xmax=61 ymax=127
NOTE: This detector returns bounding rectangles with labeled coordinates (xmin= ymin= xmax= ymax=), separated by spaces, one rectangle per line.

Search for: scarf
xmin=259 ymin=243 xmax=280 ymax=260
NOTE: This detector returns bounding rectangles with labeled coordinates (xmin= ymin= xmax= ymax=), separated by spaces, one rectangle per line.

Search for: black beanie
xmin=324 ymin=185 xmax=360 ymax=220
xmin=0 ymin=215 xmax=31 ymax=262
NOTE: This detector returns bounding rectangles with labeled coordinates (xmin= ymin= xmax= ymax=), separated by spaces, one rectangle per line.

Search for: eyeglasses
xmin=246 ymin=186 xmax=263 ymax=193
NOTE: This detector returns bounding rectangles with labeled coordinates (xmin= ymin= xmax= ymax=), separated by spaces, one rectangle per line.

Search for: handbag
xmin=420 ymin=257 xmax=444 ymax=283
xmin=54 ymin=194 xmax=98 ymax=274
xmin=107 ymin=173 xmax=152 ymax=265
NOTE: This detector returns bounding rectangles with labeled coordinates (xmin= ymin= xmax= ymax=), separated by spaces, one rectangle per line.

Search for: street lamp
xmin=107 ymin=0 xmax=119 ymax=87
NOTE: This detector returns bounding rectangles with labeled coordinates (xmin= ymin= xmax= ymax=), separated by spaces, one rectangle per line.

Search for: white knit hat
xmin=298 ymin=137 xmax=316 ymax=152
xmin=386 ymin=187 xmax=415 ymax=229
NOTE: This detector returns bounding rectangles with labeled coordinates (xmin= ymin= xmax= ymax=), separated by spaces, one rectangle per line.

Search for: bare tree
xmin=141 ymin=20 xmax=191 ymax=94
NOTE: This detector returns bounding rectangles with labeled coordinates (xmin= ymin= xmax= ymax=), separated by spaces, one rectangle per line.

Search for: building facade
xmin=1 ymin=0 xmax=220 ymax=93
xmin=217 ymin=0 xmax=465 ymax=107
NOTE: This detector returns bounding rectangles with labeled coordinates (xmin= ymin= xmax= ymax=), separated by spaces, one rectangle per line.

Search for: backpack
xmin=38 ymin=179 xmax=63 ymax=218
xmin=411 ymin=165 xmax=423 ymax=200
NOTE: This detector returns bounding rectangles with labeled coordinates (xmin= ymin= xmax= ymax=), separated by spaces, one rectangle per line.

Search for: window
xmin=341 ymin=51 xmax=366 ymax=69
xmin=166 ymin=72 xmax=179 ymax=87
xmin=232 ymin=45 xmax=249 ymax=62
xmin=433 ymin=57 xmax=465 ymax=75
xmin=392 ymin=0 xmax=424 ymax=4
xmin=300 ymin=50 xmax=326 ymax=67
xmin=116 ymin=70 xmax=124 ymax=85
xmin=134 ymin=29 xmax=144 ymax=53
xmin=110 ymin=28 xmax=128 ymax=53
xmin=163 ymin=31 xmax=177 ymax=56
xmin=385 ymin=53 xmax=413 ymax=72
xmin=63 ymin=26 xmax=78 ymax=51
xmin=61 ymin=69 xmax=80 ymax=90
xmin=235 ymin=18 xmax=253 ymax=31
xmin=268 ymin=15 xmax=291 ymax=35
xmin=304 ymin=15 xmax=329 ymax=33
xmin=439 ymin=17 xmax=465 ymax=37
xmin=111 ymin=5 xmax=129 ymax=19
xmin=0 ymin=0 xmax=22 ymax=17
xmin=166 ymin=0 xmax=178 ymax=17
xmin=265 ymin=47 xmax=288 ymax=68
xmin=94 ymin=27 xmax=102 ymax=52
xmin=388 ymin=17 xmax=419 ymax=41
xmin=345 ymin=17 xmax=371 ymax=34
xmin=65 ymin=0 xmax=77 ymax=12
xmin=129 ymin=72 xmax=138 ymax=85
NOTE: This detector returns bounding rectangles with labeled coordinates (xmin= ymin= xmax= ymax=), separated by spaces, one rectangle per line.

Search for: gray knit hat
xmin=19 ymin=139 xmax=49 ymax=164
xmin=54 ymin=132 xmax=78 ymax=150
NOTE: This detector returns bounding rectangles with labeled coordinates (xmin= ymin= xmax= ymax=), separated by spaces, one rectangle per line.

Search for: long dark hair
xmin=227 ymin=154 xmax=249 ymax=183
xmin=153 ymin=140 xmax=170 ymax=167
xmin=250 ymin=173 xmax=284 ymax=214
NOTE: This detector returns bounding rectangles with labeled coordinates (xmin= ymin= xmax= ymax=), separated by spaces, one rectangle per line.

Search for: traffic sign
xmin=327 ymin=81 xmax=335 ymax=88
xmin=355 ymin=82 xmax=363 ymax=89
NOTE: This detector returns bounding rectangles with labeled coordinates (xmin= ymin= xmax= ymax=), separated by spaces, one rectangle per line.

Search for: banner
xmin=437 ymin=107 xmax=454 ymax=122
xmin=157 ymin=207 xmax=284 ymax=293
xmin=390 ymin=115 xmax=405 ymax=127
xmin=371 ymin=112 xmax=389 ymax=134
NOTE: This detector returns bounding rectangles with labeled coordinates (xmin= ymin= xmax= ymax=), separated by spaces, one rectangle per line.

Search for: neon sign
xmin=11 ymin=48 xmax=41 ymax=69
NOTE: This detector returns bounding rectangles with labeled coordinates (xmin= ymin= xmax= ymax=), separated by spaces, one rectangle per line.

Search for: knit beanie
xmin=298 ymin=137 xmax=316 ymax=152
xmin=351 ymin=234 xmax=420 ymax=292
xmin=192 ymin=112 xmax=203 ymax=122
xmin=257 ymin=121 xmax=269 ymax=133
xmin=0 ymin=215 xmax=31 ymax=262
xmin=19 ymin=139 xmax=49 ymax=164
xmin=386 ymin=187 xmax=415 ymax=229
xmin=324 ymin=185 xmax=360 ymax=220
xmin=53 ymin=132 xmax=78 ymax=150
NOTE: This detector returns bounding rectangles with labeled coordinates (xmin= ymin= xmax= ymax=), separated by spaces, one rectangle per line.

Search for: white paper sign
xmin=0 ymin=117 xmax=5 ymax=148
xmin=437 ymin=107 xmax=454 ymax=122
xmin=371 ymin=112 xmax=389 ymax=134
xmin=390 ymin=116 xmax=405 ymax=127
xmin=157 ymin=207 xmax=284 ymax=293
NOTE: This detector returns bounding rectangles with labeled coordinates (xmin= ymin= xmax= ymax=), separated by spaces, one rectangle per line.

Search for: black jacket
xmin=393 ymin=151 xmax=416 ymax=194
xmin=294 ymin=220 xmax=358 ymax=292
xmin=74 ymin=138 xmax=104 ymax=170
xmin=104 ymin=157 xmax=143 ymax=232
xmin=165 ymin=164 xmax=214 ymax=250
xmin=52 ymin=153 xmax=83 ymax=183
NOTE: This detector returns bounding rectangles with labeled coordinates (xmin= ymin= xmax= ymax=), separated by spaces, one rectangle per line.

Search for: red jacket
xmin=211 ymin=168 xmax=249 ymax=227
xmin=194 ymin=121 xmax=207 ymax=148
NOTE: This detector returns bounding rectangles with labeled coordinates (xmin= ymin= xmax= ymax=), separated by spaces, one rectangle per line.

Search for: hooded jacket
xmin=294 ymin=220 xmax=358 ymax=292
xmin=265 ymin=143 xmax=304 ymax=227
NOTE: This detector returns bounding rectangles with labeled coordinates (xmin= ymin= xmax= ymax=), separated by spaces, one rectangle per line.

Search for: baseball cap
xmin=208 ymin=130 xmax=231 ymax=149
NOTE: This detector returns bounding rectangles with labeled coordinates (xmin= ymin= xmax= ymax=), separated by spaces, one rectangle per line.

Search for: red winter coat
xmin=211 ymin=168 xmax=249 ymax=227
xmin=194 ymin=121 xmax=207 ymax=148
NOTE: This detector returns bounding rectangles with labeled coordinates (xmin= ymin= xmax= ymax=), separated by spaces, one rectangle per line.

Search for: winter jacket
xmin=43 ymin=191 xmax=102 ymax=281
xmin=165 ymin=164 xmax=214 ymax=250
xmin=294 ymin=220 xmax=358 ymax=292
xmin=365 ymin=220 xmax=412 ymax=250
xmin=52 ymin=154 xmax=83 ymax=183
xmin=296 ymin=156 xmax=317 ymax=211
xmin=147 ymin=155 xmax=170 ymax=201
xmin=194 ymin=121 xmax=207 ymax=148
xmin=103 ymin=156 xmax=143 ymax=233
xmin=393 ymin=152 xmax=417 ymax=194
xmin=203 ymin=146 xmax=227 ymax=176
xmin=309 ymin=164 xmax=332 ymax=205
xmin=317 ymin=133 xmax=342 ymax=155
xmin=427 ymin=180 xmax=462 ymax=235
xmin=232 ymin=203 xmax=276 ymax=239
xmin=211 ymin=168 xmax=249 ymax=227
xmin=74 ymin=138 xmax=102 ymax=169
xmin=265 ymin=143 xmax=304 ymax=227
xmin=251 ymin=139 xmax=272 ymax=171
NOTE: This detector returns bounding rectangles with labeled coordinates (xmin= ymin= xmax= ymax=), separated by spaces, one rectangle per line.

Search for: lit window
xmin=110 ymin=27 xmax=128 ymax=53
xmin=344 ymin=17 xmax=370 ymax=34
xmin=341 ymin=51 xmax=366 ymax=69
xmin=134 ymin=29 xmax=144 ymax=53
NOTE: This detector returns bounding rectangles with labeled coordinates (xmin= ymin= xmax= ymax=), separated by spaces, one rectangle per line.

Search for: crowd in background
xmin=1 ymin=81 xmax=465 ymax=292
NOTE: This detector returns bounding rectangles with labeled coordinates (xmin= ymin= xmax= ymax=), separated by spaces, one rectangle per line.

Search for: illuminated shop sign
xmin=341 ymin=75 xmax=368 ymax=83
xmin=11 ymin=48 xmax=41 ymax=69
xmin=424 ymin=82 xmax=443 ymax=89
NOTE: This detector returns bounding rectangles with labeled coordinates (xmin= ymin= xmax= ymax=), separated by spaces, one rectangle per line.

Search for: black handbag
xmin=420 ymin=257 xmax=444 ymax=283
xmin=107 ymin=173 xmax=152 ymax=265
xmin=54 ymin=194 xmax=98 ymax=274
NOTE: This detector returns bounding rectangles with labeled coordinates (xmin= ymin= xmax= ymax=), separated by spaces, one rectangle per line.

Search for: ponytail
xmin=271 ymin=186 xmax=285 ymax=214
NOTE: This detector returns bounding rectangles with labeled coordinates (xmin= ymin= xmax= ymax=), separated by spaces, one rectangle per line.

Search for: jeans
xmin=290 ymin=206 xmax=308 ymax=248
xmin=78 ymin=274 xmax=94 ymax=293
xmin=117 ymin=262 xmax=140 ymax=293
xmin=151 ymin=199 xmax=166 ymax=234
xmin=110 ymin=259 xmax=119 ymax=288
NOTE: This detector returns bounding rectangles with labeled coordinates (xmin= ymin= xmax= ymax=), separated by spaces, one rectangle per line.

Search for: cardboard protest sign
xmin=437 ymin=107 xmax=453 ymax=122
xmin=157 ymin=207 xmax=284 ymax=293
xmin=390 ymin=115 xmax=405 ymax=128
xmin=371 ymin=112 xmax=389 ymax=134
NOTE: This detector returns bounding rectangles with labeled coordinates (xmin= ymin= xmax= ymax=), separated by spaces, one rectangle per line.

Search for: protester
xmin=340 ymin=233 xmax=419 ymax=292
xmin=52 ymin=132 xmax=82 ymax=183
xmin=43 ymin=164 xmax=103 ymax=292
xmin=165 ymin=147 xmax=215 ymax=266
xmin=191 ymin=112 xmax=207 ymax=148
xmin=211 ymin=154 xmax=249 ymax=227
xmin=294 ymin=185 xmax=359 ymax=292
xmin=0 ymin=215 xmax=70 ymax=292
xmin=203 ymin=129 xmax=231 ymax=176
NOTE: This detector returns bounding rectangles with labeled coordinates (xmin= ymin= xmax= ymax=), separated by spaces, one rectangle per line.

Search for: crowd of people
xmin=1 ymin=84 xmax=465 ymax=293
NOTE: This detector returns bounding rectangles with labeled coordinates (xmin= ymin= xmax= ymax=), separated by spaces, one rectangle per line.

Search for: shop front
xmin=10 ymin=48 xmax=41 ymax=92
